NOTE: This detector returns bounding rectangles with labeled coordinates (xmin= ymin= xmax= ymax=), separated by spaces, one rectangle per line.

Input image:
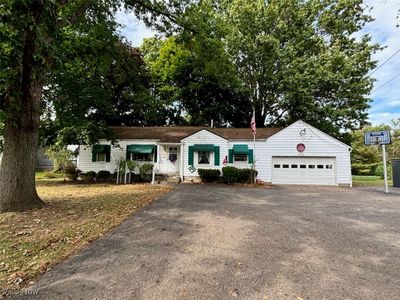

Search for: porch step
xmin=166 ymin=175 xmax=181 ymax=183
xmin=154 ymin=174 xmax=181 ymax=184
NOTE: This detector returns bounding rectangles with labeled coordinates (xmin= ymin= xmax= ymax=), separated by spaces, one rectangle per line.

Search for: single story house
xmin=77 ymin=120 xmax=352 ymax=186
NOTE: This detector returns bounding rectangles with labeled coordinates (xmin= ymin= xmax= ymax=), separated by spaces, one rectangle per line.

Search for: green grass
xmin=35 ymin=170 xmax=64 ymax=181
xmin=352 ymin=175 xmax=393 ymax=186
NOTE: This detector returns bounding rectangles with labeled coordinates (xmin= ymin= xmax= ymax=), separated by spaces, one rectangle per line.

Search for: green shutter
xmin=126 ymin=149 xmax=130 ymax=160
xmin=188 ymin=146 xmax=194 ymax=165
xmin=248 ymin=149 xmax=254 ymax=163
xmin=228 ymin=149 xmax=233 ymax=163
xmin=92 ymin=145 xmax=111 ymax=162
xmin=214 ymin=146 xmax=220 ymax=166
xmin=154 ymin=146 xmax=157 ymax=162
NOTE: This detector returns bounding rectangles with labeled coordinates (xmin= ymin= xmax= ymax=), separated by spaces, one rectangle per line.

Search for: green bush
xmin=351 ymin=162 xmax=379 ymax=175
xmin=97 ymin=170 xmax=111 ymax=182
xmin=80 ymin=171 xmax=97 ymax=183
xmin=237 ymin=168 xmax=258 ymax=183
xmin=64 ymin=165 xmax=80 ymax=181
xmin=222 ymin=167 xmax=257 ymax=184
xmin=197 ymin=169 xmax=221 ymax=182
xmin=222 ymin=166 xmax=239 ymax=184
xmin=139 ymin=163 xmax=154 ymax=182
xmin=374 ymin=163 xmax=392 ymax=179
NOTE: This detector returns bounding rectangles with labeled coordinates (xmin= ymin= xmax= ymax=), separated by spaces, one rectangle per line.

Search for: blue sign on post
xmin=364 ymin=131 xmax=391 ymax=145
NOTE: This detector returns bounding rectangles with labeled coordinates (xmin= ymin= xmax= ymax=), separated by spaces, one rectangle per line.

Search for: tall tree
xmin=0 ymin=0 xmax=190 ymax=212
xmin=141 ymin=36 xmax=252 ymax=127
xmin=178 ymin=0 xmax=380 ymax=137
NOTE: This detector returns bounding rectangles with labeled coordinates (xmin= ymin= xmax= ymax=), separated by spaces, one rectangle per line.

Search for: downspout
xmin=180 ymin=143 xmax=184 ymax=182
xmin=349 ymin=147 xmax=353 ymax=188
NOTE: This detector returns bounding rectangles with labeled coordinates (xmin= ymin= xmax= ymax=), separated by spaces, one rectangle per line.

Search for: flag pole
xmin=252 ymin=110 xmax=256 ymax=183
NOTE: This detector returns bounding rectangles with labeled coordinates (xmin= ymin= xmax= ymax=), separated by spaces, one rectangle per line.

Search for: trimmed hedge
xmin=222 ymin=167 xmax=257 ymax=184
xmin=198 ymin=169 xmax=221 ymax=182
xmin=139 ymin=163 xmax=154 ymax=182
xmin=97 ymin=170 xmax=111 ymax=181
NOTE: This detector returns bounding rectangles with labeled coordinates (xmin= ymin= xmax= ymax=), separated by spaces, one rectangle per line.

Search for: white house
xmin=77 ymin=120 xmax=352 ymax=186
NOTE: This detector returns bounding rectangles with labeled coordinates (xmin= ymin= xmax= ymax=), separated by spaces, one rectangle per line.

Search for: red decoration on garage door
xmin=297 ymin=143 xmax=305 ymax=152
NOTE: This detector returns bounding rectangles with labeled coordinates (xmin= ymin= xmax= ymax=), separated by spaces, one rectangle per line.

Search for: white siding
xmin=257 ymin=120 xmax=351 ymax=185
xmin=77 ymin=139 xmax=157 ymax=173
xmin=182 ymin=130 xmax=229 ymax=177
xmin=76 ymin=120 xmax=352 ymax=185
xmin=157 ymin=144 xmax=181 ymax=174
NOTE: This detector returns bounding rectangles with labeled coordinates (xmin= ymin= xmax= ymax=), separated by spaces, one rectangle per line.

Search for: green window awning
xmin=93 ymin=144 xmax=111 ymax=154
xmin=233 ymin=144 xmax=249 ymax=155
xmin=193 ymin=144 xmax=214 ymax=152
xmin=127 ymin=144 xmax=155 ymax=154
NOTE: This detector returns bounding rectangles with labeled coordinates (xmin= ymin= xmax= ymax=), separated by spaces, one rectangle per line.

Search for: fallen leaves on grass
xmin=0 ymin=182 xmax=171 ymax=295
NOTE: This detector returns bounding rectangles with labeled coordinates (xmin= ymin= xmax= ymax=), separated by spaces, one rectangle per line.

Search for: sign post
xmin=364 ymin=131 xmax=391 ymax=194
xmin=382 ymin=144 xmax=389 ymax=194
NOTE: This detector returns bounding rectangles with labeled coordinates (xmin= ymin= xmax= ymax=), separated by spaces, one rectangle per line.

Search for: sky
xmin=116 ymin=1 xmax=400 ymax=126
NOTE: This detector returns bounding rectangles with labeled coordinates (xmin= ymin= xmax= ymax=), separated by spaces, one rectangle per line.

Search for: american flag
xmin=250 ymin=112 xmax=256 ymax=136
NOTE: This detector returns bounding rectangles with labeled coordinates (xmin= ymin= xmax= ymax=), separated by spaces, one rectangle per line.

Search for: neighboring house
xmin=0 ymin=148 xmax=53 ymax=170
xmin=77 ymin=120 xmax=352 ymax=186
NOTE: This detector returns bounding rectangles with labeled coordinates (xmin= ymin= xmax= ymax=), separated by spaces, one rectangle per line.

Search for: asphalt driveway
xmin=13 ymin=184 xmax=400 ymax=300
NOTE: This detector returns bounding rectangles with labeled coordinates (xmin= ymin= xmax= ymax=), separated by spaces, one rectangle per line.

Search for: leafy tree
xmin=45 ymin=146 xmax=74 ymax=172
xmin=350 ymin=121 xmax=400 ymax=175
xmin=141 ymin=36 xmax=252 ymax=127
xmin=0 ymin=0 xmax=189 ymax=212
xmin=176 ymin=0 xmax=379 ymax=137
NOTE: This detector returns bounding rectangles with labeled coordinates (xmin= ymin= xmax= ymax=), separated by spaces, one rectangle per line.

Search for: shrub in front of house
xmin=197 ymin=169 xmax=221 ymax=183
xmin=222 ymin=167 xmax=258 ymax=184
xmin=64 ymin=164 xmax=80 ymax=181
xmin=80 ymin=171 xmax=97 ymax=183
xmin=238 ymin=168 xmax=258 ymax=183
xmin=139 ymin=163 xmax=154 ymax=182
xmin=97 ymin=170 xmax=111 ymax=182
xmin=222 ymin=166 xmax=239 ymax=184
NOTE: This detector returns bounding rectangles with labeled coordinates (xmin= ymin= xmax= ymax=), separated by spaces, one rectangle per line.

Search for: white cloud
xmin=362 ymin=0 xmax=400 ymax=125
xmin=369 ymin=112 xmax=400 ymax=125
xmin=115 ymin=10 xmax=156 ymax=46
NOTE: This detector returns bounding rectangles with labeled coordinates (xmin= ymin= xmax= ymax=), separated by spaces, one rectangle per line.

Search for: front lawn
xmin=0 ymin=179 xmax=171 ymax=296
xmin=352 ymin=175 xmax=393 ymax=186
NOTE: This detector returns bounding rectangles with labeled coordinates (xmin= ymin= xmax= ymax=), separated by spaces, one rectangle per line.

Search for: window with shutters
xmin=198 ymin=151 xmax=210 ymax=164
xmin=234 ymin=154 xmax=247 ymax=162
xmin=96 ymin=153 xmax=106 ymax=162
xmin=132 ymin=153 xmax=152 ymax=161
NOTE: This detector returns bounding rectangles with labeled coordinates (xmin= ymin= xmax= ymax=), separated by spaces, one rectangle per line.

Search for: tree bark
xmin=0 ymin=100 xmax=45 ymax=212
xmin=0 ymin=1 xmax=45 ymax=212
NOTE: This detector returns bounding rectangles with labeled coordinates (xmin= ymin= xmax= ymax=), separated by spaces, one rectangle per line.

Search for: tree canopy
xmin=143 ymin=0 xmax=379 ymax=138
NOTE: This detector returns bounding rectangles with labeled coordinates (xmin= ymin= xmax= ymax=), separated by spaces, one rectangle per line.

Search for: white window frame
xmin=96 ymin=153 xmax=106 ymax=162
xmin=130 ymin=152 xmax=153 ymax=162
xmin=197 ymin=151 xmax=211 ymax=165
xmin=234 ymin=154 xmax=248 ymax=162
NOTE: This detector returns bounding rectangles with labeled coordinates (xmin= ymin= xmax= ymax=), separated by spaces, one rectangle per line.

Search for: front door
xmin=168 ymin=146 xmax=180 ymax=174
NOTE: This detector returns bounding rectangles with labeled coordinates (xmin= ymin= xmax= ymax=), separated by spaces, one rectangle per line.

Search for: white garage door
xmin=272 ymin=157 xmax=336 ymax=185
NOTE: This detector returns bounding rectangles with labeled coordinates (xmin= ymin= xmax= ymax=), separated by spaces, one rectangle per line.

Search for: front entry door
xmin=168 ymin=146 xmax=180 ymax=174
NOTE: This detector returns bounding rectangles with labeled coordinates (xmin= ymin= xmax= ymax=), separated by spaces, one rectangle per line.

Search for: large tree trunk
xmin=0 ymin=100 xmax=44 ymax=212
xmin=0 ymin=1 xmax=45 ymax=212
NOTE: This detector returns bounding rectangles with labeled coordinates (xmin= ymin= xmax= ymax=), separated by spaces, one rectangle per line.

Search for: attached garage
xmin=258 ymin=120 xmax=352 ymax=186
xmin=272 ymin=156 xmax=336 ymax=185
